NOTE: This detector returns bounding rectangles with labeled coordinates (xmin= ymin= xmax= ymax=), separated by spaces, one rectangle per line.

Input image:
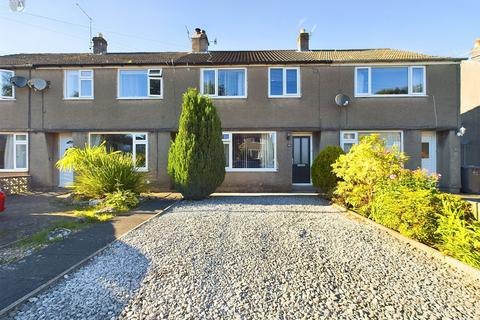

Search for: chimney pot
xmin=297 ymin=29 xmax=309 ymax=51
xmin=191 ymin=28 xmax=209 ymax=53
xmin=92 ymin=33 xmax=108 ymax=54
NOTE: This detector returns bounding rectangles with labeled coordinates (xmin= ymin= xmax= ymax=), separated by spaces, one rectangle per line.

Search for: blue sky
xmin=0 ymin=0 xmax=478 ymax=57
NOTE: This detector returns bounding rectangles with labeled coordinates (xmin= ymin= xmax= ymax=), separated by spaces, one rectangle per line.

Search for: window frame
xmin=0 ymin=69 xmax=15 ymax=100
xmin=354 ymin=66 xmax=426 ymax=97
xmin=0 ymin=132 xmax=28 ymax=172
xmin=222 ymin=131 xmax=277 ymax=172
xmin=117 ymin=68 xmax=163 ymax=100
xmin=200 ymin=68 xmax=247 ymax=99
xmin=340 ymin=130 xmax=404 ymax=152
xmin=88 ymin=132 xmax=149 ymax=171
xmin=63 ymin=69 xmax=94 ymax=100
xmin=268 ymin=67 xmax=301 ymax=98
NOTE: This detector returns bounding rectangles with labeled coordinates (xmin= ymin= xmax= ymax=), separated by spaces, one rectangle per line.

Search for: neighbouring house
xmin=460 ymin=39 xmax=480 ymax=193
xmin=0 ymin=29 xmax=465 ymax=193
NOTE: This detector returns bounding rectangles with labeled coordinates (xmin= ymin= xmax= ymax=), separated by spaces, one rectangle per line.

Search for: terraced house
xmin=0 ymin=29 xmax=465 ymax=193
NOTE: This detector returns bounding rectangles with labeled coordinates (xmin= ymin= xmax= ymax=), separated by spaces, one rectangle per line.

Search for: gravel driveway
xmin=8 ymin=196 xmax=480 ymax=319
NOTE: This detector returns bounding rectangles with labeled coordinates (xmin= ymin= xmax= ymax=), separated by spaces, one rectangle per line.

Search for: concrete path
xmin=0 ymin=197 xmax=177 ymax=315
xmin=6 ymin=196 xmax=480 ymax=319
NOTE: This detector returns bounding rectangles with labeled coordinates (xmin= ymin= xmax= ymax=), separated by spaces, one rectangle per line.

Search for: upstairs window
xmin=0 ymin=70 xmax=14 ymax=99
xmin=269 ymin=67 xmax=300 ymax=97
xmin=64 ymin=70 xmax=93 ymax=99
xmin=355 ymin=66 xmax=426 ymax=96
xmin=201 ymin=68 xmax=246 ymax=98
xmin=118 ymin=69 xmax=163 ymax=99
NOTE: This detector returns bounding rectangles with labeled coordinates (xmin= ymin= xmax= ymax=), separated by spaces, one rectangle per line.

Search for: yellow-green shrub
xmin=332 ymin=135 xmax=407 ymax=214
xmin=370 ymin=184 xmax=438 ymax=245
xmin=104 ymin=190 xmax=140 ymax=212
xmin=56 ymin=143 xmax=146 ymax=198
xmin=435 ymin=194 xmax=480 ymax=268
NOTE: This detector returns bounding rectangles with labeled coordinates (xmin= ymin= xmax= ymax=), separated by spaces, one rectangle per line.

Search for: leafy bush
xmin=311 ymin=146 xmax=344 ymax=197
xmin=332 ymin=135 xmax=407 ymax=214
xmin=104 ymin=190 xmax=140 ymax=212
xmin=435 ymin=194 xmax=480 ymax=268
xmin=56 ymin=143 xmax=146 ymax=198
xmin=370 ymin=181 xmax=439 ymax=244
xmin=332 ymin=134 xmax=480 ymax=267
xmin=168 ymin=88 xmax=225 ymax=200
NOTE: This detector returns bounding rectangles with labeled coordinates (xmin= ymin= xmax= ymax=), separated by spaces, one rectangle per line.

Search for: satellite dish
xmin=28 ymin=79 xmax=49 ymax=91
xmin=10 ymin=76 xmax=28 ymax=88
xmin=9 ymin=0 xmax=26 ymax=12
xmin=335 ymin=93 xmax=351 ymax=107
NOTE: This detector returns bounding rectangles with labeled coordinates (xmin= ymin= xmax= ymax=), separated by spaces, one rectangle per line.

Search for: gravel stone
xmin=8 ymin=196 xmax=480 ymax=319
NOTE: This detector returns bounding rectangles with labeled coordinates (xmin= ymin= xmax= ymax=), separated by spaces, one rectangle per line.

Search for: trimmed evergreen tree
xmin=168 ymin=88 xmax=225 ymax=199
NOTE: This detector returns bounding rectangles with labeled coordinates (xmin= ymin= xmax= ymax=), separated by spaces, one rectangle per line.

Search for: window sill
xmin=0 ymin=169 xmax=28 ymax=173
xmin=355 ymin=94 xmax=428 ymax=98
xmin=63 ymin=98 xmax=94 ymax=101
xmin=116 ymin=97 xmax=163 ymax=100
xmin=226 ymin=168 xmax=278 ymax=173
xmin=204 ymin=96 xmax=247 ymax=100
xmin=0 ymin=98 xmax=16 ymax=101
xmin=268 ymin=95 xmax=302 ymax=99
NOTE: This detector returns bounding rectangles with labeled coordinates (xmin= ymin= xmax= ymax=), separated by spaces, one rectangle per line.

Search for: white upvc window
xmin=118 ymin=69 xmax=163 ymax=99
xmin=200 ymin=68 xmax=247 ymax=98
xmin=0 ymin=133 xmax=28 ymax=172
xmin=340 ymin=130 xmax=403 ymax=152
xmin=355 ymin=66 xmax=426 ymax=97
xmin=89 ymin=132 xmax=148 ymax=171
xmin=222 ymin=131 xmax=277 ymax=172
xmin=0 ymin=69 xmax=14 ymax=100
xmin=64 ymin=69 xmax=94 ymax=99
xmin=268 ymin=67 xmax=301 ymax=97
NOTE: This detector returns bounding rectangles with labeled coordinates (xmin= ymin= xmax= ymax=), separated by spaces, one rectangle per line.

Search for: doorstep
xmin=0 ymin=197 xmax=178 ymax=315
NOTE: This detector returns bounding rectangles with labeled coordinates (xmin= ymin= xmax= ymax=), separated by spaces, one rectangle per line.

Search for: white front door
xmin=58 ymin=134 xmax=74 ymax=187
xmin=421 ymin=131 xmax=437 ymax=175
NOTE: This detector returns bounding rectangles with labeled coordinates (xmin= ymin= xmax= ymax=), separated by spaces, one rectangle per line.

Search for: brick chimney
xmin=92 ymin=33 xmax=108 ymax=54
xmin=471 ymin=38 xmax=480 ymax=61
xmin=297 ymin=29 xmax=309 ymax=51
xmin=191 ymin=28 xmax=209 ymax=52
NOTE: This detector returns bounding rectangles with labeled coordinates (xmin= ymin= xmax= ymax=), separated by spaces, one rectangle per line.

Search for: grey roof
xmin=0 ymin=49 xmax=463 ymax=68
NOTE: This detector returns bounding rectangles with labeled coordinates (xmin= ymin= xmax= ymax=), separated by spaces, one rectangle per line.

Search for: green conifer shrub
xmin=168 ymin=88 xmax=225 ymax=200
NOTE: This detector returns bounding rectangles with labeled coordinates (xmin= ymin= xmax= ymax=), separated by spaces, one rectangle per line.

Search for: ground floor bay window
xmin=89 ymin=133 xmax=148 ymax=170
xmin=223 ymin=132 xmax=276 ymax=171
xmin=340 ymin=131 xmax=403 ymax=152
xmin=0 ymin=133 xmax=28 ymax=171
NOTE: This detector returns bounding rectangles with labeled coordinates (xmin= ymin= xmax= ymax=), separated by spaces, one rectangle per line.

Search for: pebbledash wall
xmin=0 ymin=61 xmax=463 ymax=192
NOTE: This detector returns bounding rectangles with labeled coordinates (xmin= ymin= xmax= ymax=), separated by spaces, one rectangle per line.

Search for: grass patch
xmin=16 ymin=219 xmax=89 ymax=249
xmin=15 ymin=207 xmax=115 ymax=249
xmin=73 ymin=207 xmax=114 ymax=222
